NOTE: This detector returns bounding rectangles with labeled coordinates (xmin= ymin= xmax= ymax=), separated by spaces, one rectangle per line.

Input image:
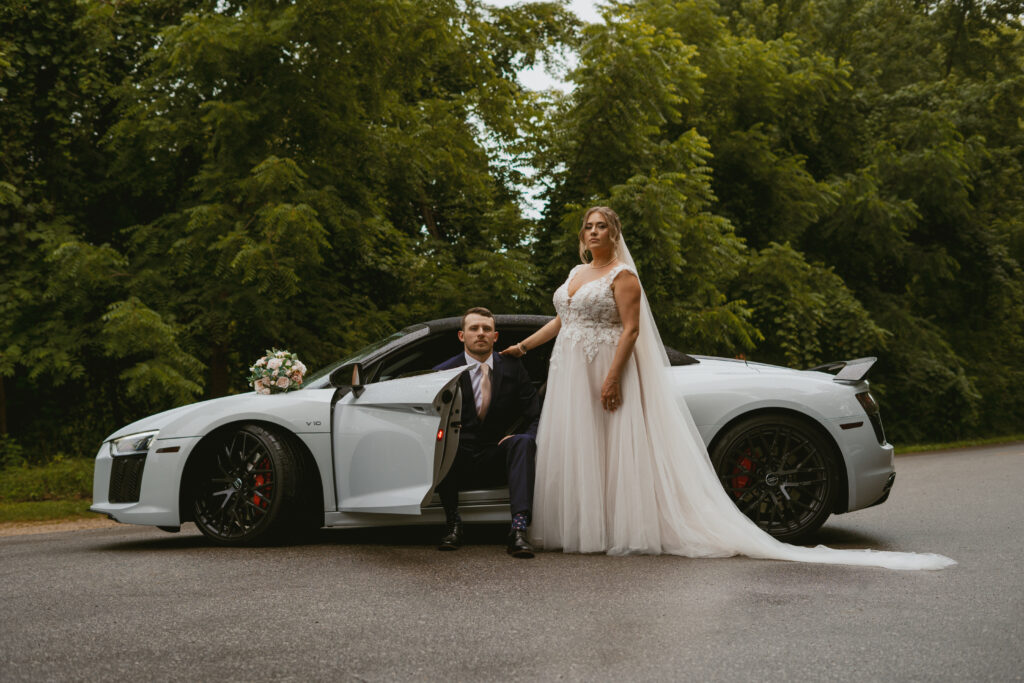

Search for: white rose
xmin=294 ymin=361 xmax=306 ymax=374
xmin=255 ymin=357 xmax=267 ymax=367
xmin=267 ymin=358 xmax=283 ymax=370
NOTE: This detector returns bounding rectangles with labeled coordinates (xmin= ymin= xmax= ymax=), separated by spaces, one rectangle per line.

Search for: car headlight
xmin=110 ymin=430 xmax=159 ymax=456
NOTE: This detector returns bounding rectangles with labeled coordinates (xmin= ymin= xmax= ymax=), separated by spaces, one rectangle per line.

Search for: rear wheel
xmin=191 ymin=424 xmax=301 ymax=546
xmin=711 ymin=414 xmax=840 ymax=542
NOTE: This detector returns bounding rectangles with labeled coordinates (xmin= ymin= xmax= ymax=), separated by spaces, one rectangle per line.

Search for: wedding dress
xmin=530 ymin=240 xmax=955 ymax=570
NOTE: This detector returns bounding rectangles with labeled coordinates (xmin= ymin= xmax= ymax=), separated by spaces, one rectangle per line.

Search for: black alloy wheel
xmin=710 ymin=414 xmax=840 ymax=542
xmin=192 ymin=424 xmax=301 ymax=546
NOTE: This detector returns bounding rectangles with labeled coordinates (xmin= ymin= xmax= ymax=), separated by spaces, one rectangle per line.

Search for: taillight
xmin=437 ymin=429 xmax=444 ymax=441
xmin=856 ymin=391 xmax=886 ymax=444
xmin=856 ymin=391 xmax=879 ymax=416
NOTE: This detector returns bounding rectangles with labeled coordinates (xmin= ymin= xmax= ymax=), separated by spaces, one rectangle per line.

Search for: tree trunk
xmin=0 ymin=375 xmax=7 ymax=436
xmin=209 ymin=346 xmax=230 ymax=397
xmin=944 ymin=0 xmax=970 ymax=77
xmin=420 ymin=198 xmax=441 ymax=239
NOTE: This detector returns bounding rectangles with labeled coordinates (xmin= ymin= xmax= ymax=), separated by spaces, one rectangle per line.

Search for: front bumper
xmin=90 ymin=436 xmax=199 ymax=526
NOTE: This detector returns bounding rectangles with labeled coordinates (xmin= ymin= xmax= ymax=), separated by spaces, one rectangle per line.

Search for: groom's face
xmin=459 ymin=313 xmax=498 ymax=359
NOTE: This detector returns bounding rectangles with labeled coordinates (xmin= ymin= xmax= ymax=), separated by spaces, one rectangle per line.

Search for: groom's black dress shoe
xmin=507 ymin=530 xmax=534 ymax=558
xmin=438 ymin=522 xmax=464 ymax=551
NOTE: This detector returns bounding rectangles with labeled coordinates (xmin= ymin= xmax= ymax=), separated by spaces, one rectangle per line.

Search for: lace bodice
xmin=553 ymin=263 xmax=637 ymax=362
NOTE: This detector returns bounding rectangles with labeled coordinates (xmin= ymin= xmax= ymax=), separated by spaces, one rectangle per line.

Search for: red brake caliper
xmin=253 ymin=457 xmax=271 ymax=508
xmin=729 ymin=452 xmax=755 ymax=499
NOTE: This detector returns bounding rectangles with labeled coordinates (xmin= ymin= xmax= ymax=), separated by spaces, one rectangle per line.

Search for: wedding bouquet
xmin=248 ymin=349 xmax=307 ymax=394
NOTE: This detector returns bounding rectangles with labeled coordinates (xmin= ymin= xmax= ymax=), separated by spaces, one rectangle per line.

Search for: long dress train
xmin=530 ymin=263 xmax=955 ymax=570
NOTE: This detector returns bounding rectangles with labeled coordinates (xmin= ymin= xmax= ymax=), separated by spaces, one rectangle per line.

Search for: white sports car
xmin=91 ymin=315 xmax=894 ymax=545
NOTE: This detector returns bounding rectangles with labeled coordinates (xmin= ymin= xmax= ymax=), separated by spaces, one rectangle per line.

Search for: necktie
xmin=477 ymin=363 xmax=491 ymax=420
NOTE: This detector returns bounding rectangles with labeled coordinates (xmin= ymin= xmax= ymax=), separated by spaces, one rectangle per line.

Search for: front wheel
xmin=711 ymin=414 xmax=840 ymax=542
xmin=191 ymin=424 xmax=302 ymax=546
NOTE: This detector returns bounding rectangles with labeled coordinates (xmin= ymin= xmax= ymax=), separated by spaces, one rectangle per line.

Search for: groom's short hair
xmin=460 ymin=307 xmax=494 ymax=330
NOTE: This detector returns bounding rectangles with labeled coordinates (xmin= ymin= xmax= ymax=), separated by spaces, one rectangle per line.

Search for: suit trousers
xmin=436 ymin=434 xmax=537 ymax=521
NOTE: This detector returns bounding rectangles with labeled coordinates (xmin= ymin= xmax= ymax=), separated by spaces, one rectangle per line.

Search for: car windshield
xmin=301 ymin=324 xmax=429 ymax=388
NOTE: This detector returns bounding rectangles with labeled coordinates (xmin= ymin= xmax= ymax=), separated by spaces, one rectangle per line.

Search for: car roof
xmin=417 ymin=314 xmax=556 ymax=334
xmin=414 ymin=315 xmax=697 ymax=366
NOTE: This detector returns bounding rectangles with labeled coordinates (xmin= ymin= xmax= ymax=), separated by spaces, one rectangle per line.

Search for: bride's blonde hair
xmin=578 ymin=206 xmax=623 ymax=263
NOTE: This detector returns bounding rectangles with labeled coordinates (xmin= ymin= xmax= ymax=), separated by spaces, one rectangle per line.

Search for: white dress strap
xmin=607 ymin=263 xmax=637 ymax=284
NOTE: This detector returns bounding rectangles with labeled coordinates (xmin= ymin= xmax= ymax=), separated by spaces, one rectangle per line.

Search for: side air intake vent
xmin=109 ymin=454 xmax=146 ymax=503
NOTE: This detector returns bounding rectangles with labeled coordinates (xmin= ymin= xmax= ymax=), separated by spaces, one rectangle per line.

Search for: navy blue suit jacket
xmin=433 ymin=353 xmax=540 ymax=451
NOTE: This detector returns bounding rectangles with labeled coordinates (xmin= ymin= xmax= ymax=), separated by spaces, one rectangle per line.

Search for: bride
xmin=501 ymin=206 xmax=954 ymax=570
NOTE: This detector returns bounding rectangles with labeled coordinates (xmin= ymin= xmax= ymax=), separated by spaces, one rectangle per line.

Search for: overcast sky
xmin=482 ymin=1 xmax=605 ymax=216
xmin=487 ymin=0 xmax=605 ymax=91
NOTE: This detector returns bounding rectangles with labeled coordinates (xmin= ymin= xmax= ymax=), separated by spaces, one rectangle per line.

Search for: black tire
xmin=710 ymin=414 xmax=840 ymax=542
xmin=191 ymin=424 xmax=302 ymax=546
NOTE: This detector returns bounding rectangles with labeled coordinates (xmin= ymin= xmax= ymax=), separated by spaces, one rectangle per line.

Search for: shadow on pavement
xmin=90 ymin=520 xmax=885 ymax=553
xmin=801 ymin=525 xmax=885 ymax=547
xmin=91 ymin=522 xmax=512 ymax=552
xmin=310 ymin=523 xmax=511 ymax=547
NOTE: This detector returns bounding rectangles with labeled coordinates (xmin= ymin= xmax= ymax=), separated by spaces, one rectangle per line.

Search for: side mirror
xmin=329 ymin=362 xmax=366 ymax=398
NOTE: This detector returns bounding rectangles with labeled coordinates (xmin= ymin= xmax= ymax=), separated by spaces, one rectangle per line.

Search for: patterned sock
xmin=511 ymin=512 xmax=528 ymax=531
xmin=445 ymin=509 xmax=462 ymax=526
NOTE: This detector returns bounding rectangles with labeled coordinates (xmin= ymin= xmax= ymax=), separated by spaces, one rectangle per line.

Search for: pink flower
xmin=276 ymin=376 xmax=291 ymax=389
xmin=255 ymin=357 xmax=267 ymax=367
xmin=290 ymin=370 xmax=303 ymax=383
xmin=267 ymin=358 xmax=283 ymax=370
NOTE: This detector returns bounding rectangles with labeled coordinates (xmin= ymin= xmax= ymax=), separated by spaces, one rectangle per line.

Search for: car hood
xmin=104 ymin=392 xmax=318 ymax=442
xmin=104 ymin=399 xmax=222 ymax=442
xmin=103 ymin=389 xmax=338 ymax=443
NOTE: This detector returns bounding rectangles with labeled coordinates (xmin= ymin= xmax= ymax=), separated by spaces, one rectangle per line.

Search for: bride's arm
xmin=500 ymin=316 xmax=562 ymax=357
xmin=603 ymin=272 xmax=641 ymax=411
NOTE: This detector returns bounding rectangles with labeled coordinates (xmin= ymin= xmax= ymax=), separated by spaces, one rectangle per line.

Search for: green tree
xmin=670 ymin=0 xmax=1024 ymax=440
xmin=534 ymin=4 xmax=759 ymax=354
xmin=108 ymin=0 xmax=578 ymax=395
xmin=0 ymin=1 xmax=204 ymax=454
xmin=535 ymin=0 xmax=888 ymax=368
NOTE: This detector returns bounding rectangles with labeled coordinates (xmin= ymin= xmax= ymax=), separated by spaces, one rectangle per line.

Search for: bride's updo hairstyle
xmin=578 ymin=206 xmax=623 ymax=263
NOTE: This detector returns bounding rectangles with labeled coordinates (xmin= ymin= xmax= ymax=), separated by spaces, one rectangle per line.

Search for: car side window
xmin=371 ymin=326 xmax=556 ymax=386
xmin=374 ymin=334 xmax=465 ymax=382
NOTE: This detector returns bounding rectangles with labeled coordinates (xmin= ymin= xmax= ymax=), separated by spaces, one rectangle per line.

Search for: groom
xmin=433 ymin=307 xmax=540 ymax=558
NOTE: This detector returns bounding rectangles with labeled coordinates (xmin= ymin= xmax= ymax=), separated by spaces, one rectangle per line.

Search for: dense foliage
xmin=1 ymin=0 xmax=1021 ymax=460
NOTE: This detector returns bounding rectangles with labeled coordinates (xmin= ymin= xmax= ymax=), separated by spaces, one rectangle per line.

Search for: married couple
xmin=435 ymin=207 xmax=955 ymax=570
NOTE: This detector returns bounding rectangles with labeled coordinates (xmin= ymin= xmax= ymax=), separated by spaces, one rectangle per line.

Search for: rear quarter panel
xmin=669 ymin=360 xmax=864 ymax=435
xmin=668 ymin=359 xmax=890 ymax=511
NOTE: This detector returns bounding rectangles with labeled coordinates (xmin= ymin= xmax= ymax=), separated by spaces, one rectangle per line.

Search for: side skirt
xmin=323 ymin=491 xmax=511 ymax=529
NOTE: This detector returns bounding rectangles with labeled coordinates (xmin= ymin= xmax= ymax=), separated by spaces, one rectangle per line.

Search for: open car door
xmin=332 ymin=369 xmax=463 ymax=514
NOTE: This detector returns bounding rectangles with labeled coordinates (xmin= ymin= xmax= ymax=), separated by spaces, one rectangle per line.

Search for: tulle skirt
xmin=530 ymin=337 xmax=956 ymax=570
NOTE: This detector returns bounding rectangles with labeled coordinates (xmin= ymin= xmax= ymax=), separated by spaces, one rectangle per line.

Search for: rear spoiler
xmin=805 ymin=357 xmax=877 ymax=384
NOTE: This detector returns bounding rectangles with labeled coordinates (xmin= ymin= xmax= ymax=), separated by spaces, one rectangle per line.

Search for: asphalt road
xmin=1 ymin=444 xmax=1021 ymax=682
